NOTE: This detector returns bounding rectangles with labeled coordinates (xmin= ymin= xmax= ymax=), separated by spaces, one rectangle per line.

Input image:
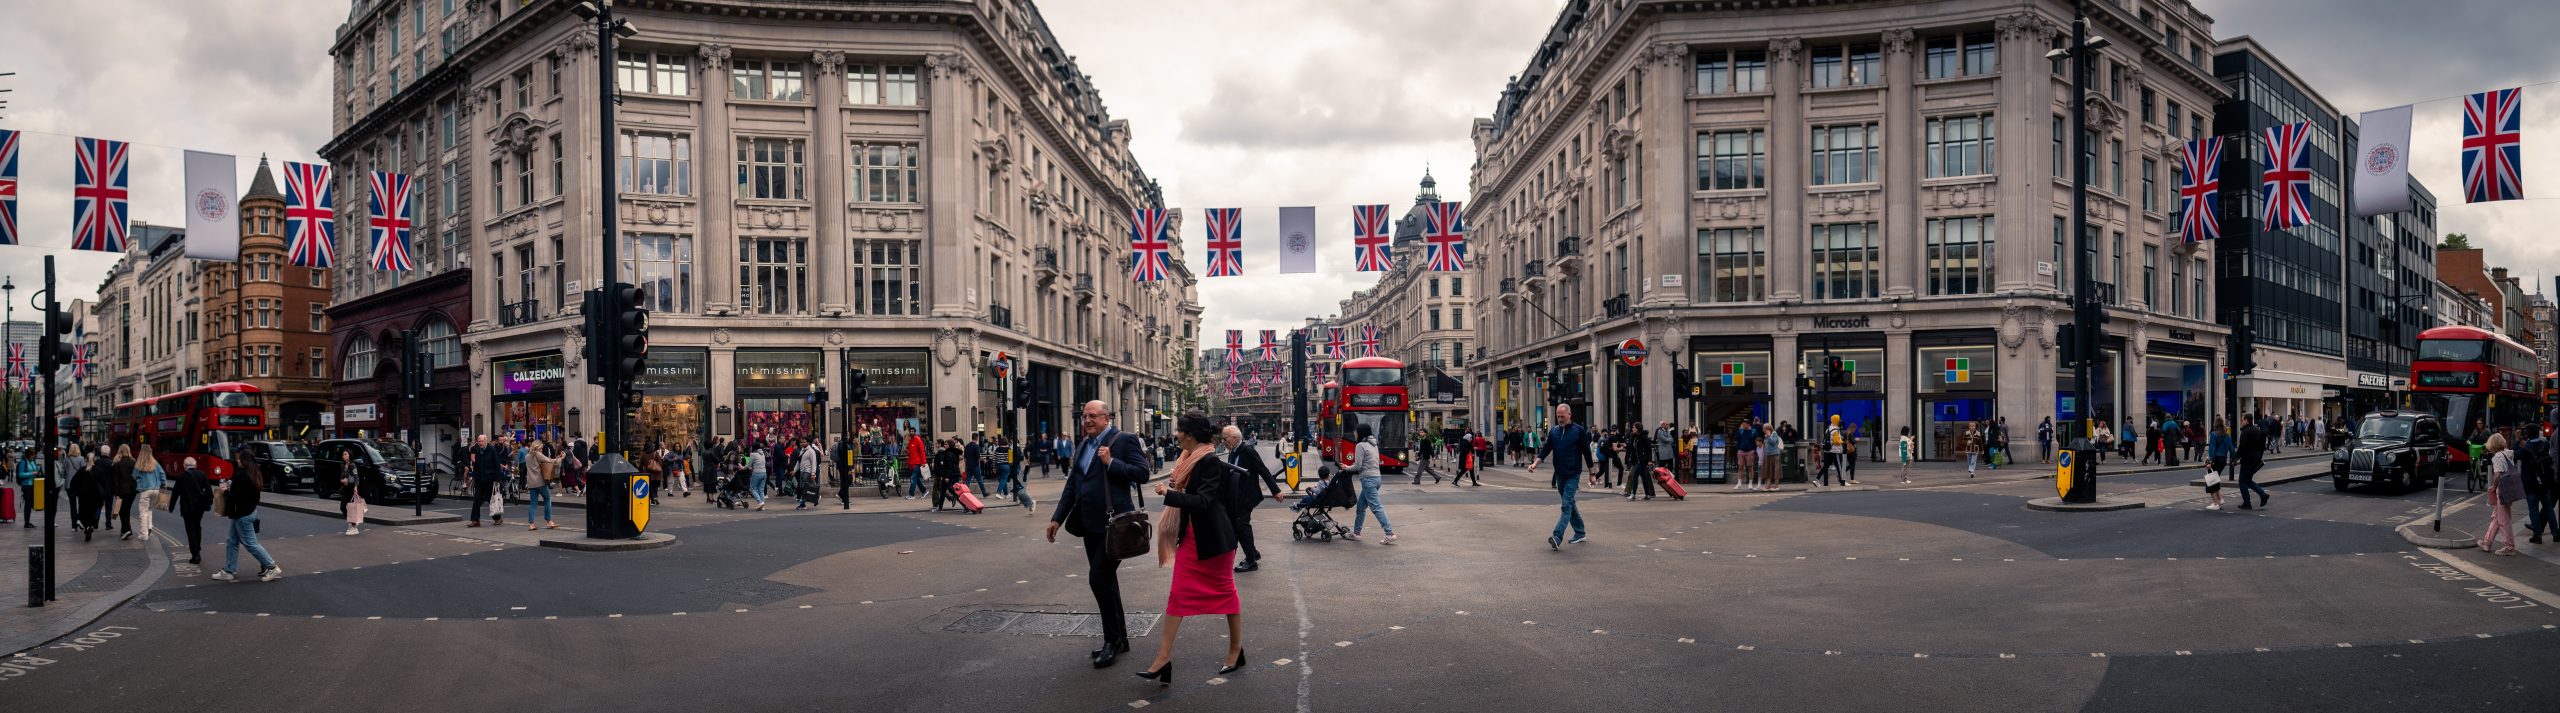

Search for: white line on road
xmin=2419 ymin=547 xmax=2560 ymax=609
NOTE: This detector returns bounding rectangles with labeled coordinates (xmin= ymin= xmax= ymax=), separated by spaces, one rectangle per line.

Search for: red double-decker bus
xmin=2409 ymin=326 xmax=2540 ymax=468
xmin=1316 ymin=356 xmax=1410 ymax=474
xmin=113 ymin=382 xmax=267 ymax=483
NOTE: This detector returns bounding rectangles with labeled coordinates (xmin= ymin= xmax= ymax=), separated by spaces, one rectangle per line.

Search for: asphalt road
xmin=9 ymin=450 xmax=2557 ymax=712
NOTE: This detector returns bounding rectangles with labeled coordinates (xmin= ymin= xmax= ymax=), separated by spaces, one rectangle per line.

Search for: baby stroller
xmin=1290 ymin=466 xmax=1358 ymax=542
xmin=714 ymin=467 xmax=757 ymax=509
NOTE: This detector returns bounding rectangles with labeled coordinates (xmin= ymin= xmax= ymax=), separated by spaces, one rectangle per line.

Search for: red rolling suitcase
xmin=0 ymin=486 xmax=13 ymax=522
xmin=951 ymin=482 xmax=986 ymax=514
xmin=1652 ymin=467 xmax=1687 ymax=500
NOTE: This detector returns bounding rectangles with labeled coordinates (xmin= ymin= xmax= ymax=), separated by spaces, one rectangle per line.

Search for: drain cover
xmin=943 ymin=609 xmax=1159 ymax=638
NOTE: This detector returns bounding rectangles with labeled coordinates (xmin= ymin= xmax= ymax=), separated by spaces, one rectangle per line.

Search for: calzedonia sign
xmin=495 ymin=355 xmax=566 ymax=395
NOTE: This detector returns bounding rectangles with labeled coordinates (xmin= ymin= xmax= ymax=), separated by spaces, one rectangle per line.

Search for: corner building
xmin=325 ymin=0 xmax=1197 ymax=452
xmin=1467 ymin=0 xmax=2228 ymax=458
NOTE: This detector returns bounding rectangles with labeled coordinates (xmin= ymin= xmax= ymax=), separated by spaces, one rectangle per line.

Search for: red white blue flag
xmin=5 ymin=343 xmax=25 ymax=388
xmin=69 ymin=319 xmax=89 ymax=383
xmin=1203 ymin=207 xmax=1242 ymax=278
xmin=283 ymin=162 xmax=336 ymax=268
xmin=1359 ymin=325 xmax=1381 ymax=357
xmin=1327 ymin=327 xmax=1346 ymax=359
xmin=1352 ymin=204 xmax=1392 ymax=272
xmin=0 ymin=129 xmax=19 ymax=246
xmin=1131 ymin=208 xmax=1172 ymax=282
xmin=2260 ymin=122 xmax=2315 ymax=232
xmin=2176 ymin=136 xmax=2222 ymax=242
xmin=1226 ymin=329 xmax=1243 ymax=367
xmin=2461 ymin=87 xmax=2523 ymax=204
xmin=73 ymin=137 xmax=131 ymax=253
xmin=1422 ymin=201 xmax=1467 ymax=271
xmin=368 ymin=171 xmax=416 ymax=271
xmin=1259 ymin=330 xmax=1279 ymax=362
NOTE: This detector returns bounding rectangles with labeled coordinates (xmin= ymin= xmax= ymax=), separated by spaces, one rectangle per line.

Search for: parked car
xmin=312 ymin=438 xmax=438 ymax=505
xmin=2331 ymin=411 xmax=2446 ymax=491
xmin=239 ymin=440 xmax=318 ymax=493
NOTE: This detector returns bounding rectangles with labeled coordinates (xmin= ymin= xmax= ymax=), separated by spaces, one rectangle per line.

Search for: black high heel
xmin=1134 ymin=662 xmax=1172 ymax=685
xmin=1220 ymin=648 xmax=1247 ymax=675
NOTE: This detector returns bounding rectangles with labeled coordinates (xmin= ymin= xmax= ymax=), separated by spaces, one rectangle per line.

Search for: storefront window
xmin=2143 ymin=355 xmax=2209 ymax=426
xmin=635 ymin=349 xmax=708 ymax=451
xmin=847 ymin=350 xmax=932 ymax=436
xmin=1801 ymin=346 xmax=1884 ymax=442
xmin=1692 ymin=350 xmax=1772 ymax=427
xmin=1916 ymin=345 xmax=1996 ymax=460
xmin=738 ymin=397 xmax=812 ymax=445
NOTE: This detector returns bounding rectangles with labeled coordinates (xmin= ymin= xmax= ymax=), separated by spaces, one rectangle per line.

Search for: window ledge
xmin=729 ymin=97 xmax=814 ymax=108
xmin=1807 ymin=183 xmax=1881 ymax=194
xmin=1914 ymin=73 xmax=2000 ymax=88
xmin=1919 ymin=176 xmax=1996 ymax=188
xmin=1688 ymin=90 xmax=1774 ymax=100
xmin=616 ymin=92 xmax=700 ymax=104
xmin=1802 ymin=83 xmax=1884 ymax=96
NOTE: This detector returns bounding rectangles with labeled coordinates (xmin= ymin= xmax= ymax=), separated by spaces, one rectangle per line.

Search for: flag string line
xmin=2358 ymin=78 xmax=2560 ymax=115
xmin=0 ymin=125 xmax=312 ymax=160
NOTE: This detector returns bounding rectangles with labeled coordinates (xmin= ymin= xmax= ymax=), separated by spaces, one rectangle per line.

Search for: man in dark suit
xmin=1221 ymin=425 xmax=1286 ymax=572
xmin=1045 ymin=400 xmax=1151 ymax=668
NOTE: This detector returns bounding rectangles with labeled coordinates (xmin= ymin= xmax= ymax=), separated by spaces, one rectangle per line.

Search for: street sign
xmin=629 ymin=475 xmax=651 ymax=532
xmin=2055 ymin=450 xmax=2076 ymax=499
xmin=1616 ymin=339 xmax=1648 ymax=367
xmin=1282 ymin=450 xmax=1302 ymax=491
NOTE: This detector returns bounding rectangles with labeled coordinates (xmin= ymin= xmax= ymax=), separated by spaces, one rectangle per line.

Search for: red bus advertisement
xmin=112 ymin=382 xmax=267 ymax=483
xmin=2409 ymin=326 xmax=2539 ymax=469
xmin=1316 ymin=356 xmax=1410 ymax=474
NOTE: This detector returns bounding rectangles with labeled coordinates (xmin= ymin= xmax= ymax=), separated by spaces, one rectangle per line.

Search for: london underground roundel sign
xmin=1616 ymin=339 xmax=1648 ymax=367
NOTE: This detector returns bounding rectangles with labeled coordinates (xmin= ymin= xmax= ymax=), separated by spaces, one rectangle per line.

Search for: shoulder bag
xmin=211 ymin=481 xmax=233 ymax=518
xmin=1102 ymin=448 xmax=1153 ymax=560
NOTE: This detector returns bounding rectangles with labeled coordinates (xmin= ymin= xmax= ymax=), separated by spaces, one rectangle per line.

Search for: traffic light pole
xmin=579 ymin=1 xmax=639 ymax=539
xmin=37 ymin=257 xmax=62 ymax=601
xmin=2064 ymin=0 xmax=2101 ymax=503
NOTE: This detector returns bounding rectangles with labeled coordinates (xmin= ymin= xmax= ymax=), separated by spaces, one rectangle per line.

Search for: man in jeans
xmin=1528 ymin=404 xmax=1595 ymax=550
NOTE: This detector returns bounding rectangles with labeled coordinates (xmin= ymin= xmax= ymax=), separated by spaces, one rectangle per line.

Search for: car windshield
xmin=2356 ymin=418 xmax=2415 ymax=441
xmin=273 ymin=442 xmax=312 ymax=460
xmin=368 ymin=442 xmax=418 ymax=461
xmin=2417 ymin=339 xmax=2487 ymax=362
xmin=207 ymin=391 xmax=263 ymax=409
xmin=1344 ymin=368 xmax=1402 ymax=386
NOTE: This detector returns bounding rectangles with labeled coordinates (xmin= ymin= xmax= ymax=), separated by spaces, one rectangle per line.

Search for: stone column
xmin=1880 ymin=28 xmax=1920 ymax=299
xmin=1772 ymin=332 xmax=1801 ymax=434
xmin=710 ymin=346 xmax=736 ymax=437
xmin=468 ymin=87 xmax=501 ymax=332
xmin=1885 ymin=328 xmax=1914 ymax=448
xmin=1641 ymin=42 xmax=1692 ymax=307
xmin=925 ymin=53 xmax=974 ymax=318
xmin=556 ymin=33 xmax=597 ymax=312
xmin=698 ymin=44 xmax=738 ymax=314
xmin=1766 ymin=38 xmax=1807 ymax=302
xmin=1995 ymin=13 xmax=2059 ymax=293
xmin=811 ymin=51 xmax=850 ymax=316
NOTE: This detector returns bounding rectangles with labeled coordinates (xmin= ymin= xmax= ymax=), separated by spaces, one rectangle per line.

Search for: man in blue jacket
xmin=1045 ymin=400 xmax=1150 ymax=668
xmin=1527 ymin=404 xmax=1595 ymax=550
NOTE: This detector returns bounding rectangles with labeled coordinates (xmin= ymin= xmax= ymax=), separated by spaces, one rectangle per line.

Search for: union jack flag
xmin=1203 ymin=207 xmax=1243 ymax=278
xmin=2175 ymin=136 xmax=2222 ymax=242
xmin=0 ymin=129 xmax=19 ymax=246
xmin=2461 ymin=87 xmax=2523 ymax=204
xmin=1130 ymin=208 xmax=1172 ymax=282
xmin=1225 ymin=371 xmax=1240 ymax=396
xmin=1259 ymin=330 xmax=1279 ymax=362
xmin=1422 ymin=201 xmax=1467 ymax=271
xmin=72 ymin=137 xmax=131 ymax=253
xmin=1352 ymin=204 xmax=1392 ymax=272
xmin=70 ymin=320 xmax=89 ymax=383
xmin=283 ymin=162 xmax=336 ymax=268
xmin=1226 ymin=329 xmax=1244 ymax=367
xmin=1327 ymin=327 xmax=1347 ymax=359
xmin=5 ymin=343 xmax=24 ymax=387
xmin=2259 ymin=122 xmax=2316 ymax=232
xmin=368 ymin=171 xmax=416 ymax=271
xmin=1314 ymin=363 xmax=1329 ymax=381
xmin=1359 ymin=325 xmax=1381 ymax=357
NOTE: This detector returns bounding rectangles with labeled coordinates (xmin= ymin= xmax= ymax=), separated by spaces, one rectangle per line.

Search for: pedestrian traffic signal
xmin=2230 ymin=325 xmax=2257 ymax=375
xmin=581 ymin=288 xmax=609 ymax=386
xmin=1673 ymin=367 xmax=1696 ymax=399
xmin=2058 ymin=323 xmax=2079 ymax=366
xmin=38 ymin=303 xmax=75 ymax=377
xmin=848 ymin=368 xmax=870 ymax=405
xmin=1824 ymin=355 xmax=1852 ymax=387
xmin=400 ymin=328 xmax=424 ymax=399
xmin=611 ymin=282 xmax=650 ymax=384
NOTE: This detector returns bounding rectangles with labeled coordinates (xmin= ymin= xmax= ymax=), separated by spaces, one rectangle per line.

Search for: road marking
xmin=1677 ymin=638 xmax=1694 ymax=644
xmin=1913 ymin=653 xmax=1928 ymax=658
xmin=2420 ymin=548 xmax=2560 ymax=609
xmin=1388 ymin=626 xmax=1404 ymax=631
xmin=366 ymin=616 xmax=381 ymax=621
xmin=1334 ymin=641 xmax=1352 ymax=647
xmin=1735 ymin=645 xmax=1754 ymax=651
xmin=608 ymin=614 xmax=623 ymax=619
xmin=2000 ymin=653 xmax=2016 ymax=659
xmin=2090 ymin=653 xmax=2107 ymax=658
xmin=673 ymin=612 xmax=687 ymax=616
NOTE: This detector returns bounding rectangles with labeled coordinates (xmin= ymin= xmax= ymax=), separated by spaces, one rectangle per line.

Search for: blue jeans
xmin=966 ymin=465 xmax=988 ymax=496
xmin=524 ymin=485 xmax=553 ymax=522
xmin=2237 ymin=461 xmax=2270 ymax=505
xmin=1552 ymin=474 xmax=1586 ymax=540
xmin=748 ymin=471 xmax=768 ymax=504
xmin=224 ymin=513 xmax=274 ymax=574
xmin=995 ymin=464 xmax=1017 ymax=495
xmin=1352 ymin=475 xmax=1392 ymax=535
xmin=905 ymin=465 xmax=926 ymax=496
xmin=2525 ymin=490 xmax=2556 ymax=537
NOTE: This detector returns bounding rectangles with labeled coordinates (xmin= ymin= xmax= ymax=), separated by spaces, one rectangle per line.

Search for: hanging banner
xmin=2352 ymin=104 xmax=2414 ymax=217
xmin=183 ymin=150 xmax=241 ymax=261
xmin=1277 ymin=206 xmax=1316 ymax=274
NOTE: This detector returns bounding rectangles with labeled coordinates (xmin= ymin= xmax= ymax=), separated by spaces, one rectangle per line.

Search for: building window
xmin=310 ymin=303 xmax=326 ymax=332
xmin=1694 ymin=48 xmax=1767 ymax=94
xmin=2111 ymin=231 xmax=2126 ymax=293
xmin=1451 ymin=277 xmax=1463 ymax=297
xmin=1696 ymin=227 xmax=1767 ymax=303
xmin=2109 ymin=138 xmax=2124 ymax=194
xmin=626 ymin=233 xmax=692 ymax=313
xmin=615 ymin=51 xmax=691 ymax=96
xmin=730 ymin=59 xmax=806 ymax=102
xmin=418 ymin=316 xmax=459 ymax=369
xmin=848 ymin=63 xmax=922 ymax=106
xmin=513 ymin=68 xmax=531 ymax=108
xmin=440 ymin=162 xmax=459 ymax=216
xmin=735 ymin=137 xmax=808 ymax=200
xmin=343 ymin=334 xmax=376 ymax=379
xmin=852 ymin=141 xmax=922 ymax=203
xmin=2170 ymin=255 xmax=2187 ymax=316
xmin=1924 ymin=35 xmax=1960 ymax=79
xmin=1963 ymin=32 xmax=1996 ymax=75
xmin=2052 ymin=216 xmax=2067 ymax=285
xmin=1809 ymin=222 xmax=1879 ymax=301
xmin=549 ymin=135 xmax=564 ymax=197
xmin=1808 ymin=43 xmax=1881 ymax=88
xmin=1430 ymin=309 xmax=1443 ymax=331
xmin=310 ymin=347 xmax=328 ymax=379
xmin=2191 ymin=258 xmax=2207 ymax=318
xmin=2050 ymin=116 xmax=2066 ymax=177
xmin=440 ymin=98 xmax=457 ymax=148
xmin=1925 ymin=216 xmax=1995 ymax=296
xmin=739 ymin=236 xmax=810 ymax=315
xmin=548 ymin=54 xmax=562 ymax=97
xmin=852 ymin=238 xmax=921 ymax=316
xmin=1610 ymin=154 xmax=1630 ymax=207
xmin=1924 ymin=113 xmax=1995 ymax=178
xmin=515 ymin=154 xmax=534 ymax=207
xmin=2141 ymin=158 xmax=2158 ymax=212
xmin=619 ymin=131 xmax=691 ymax=195
xmin=1696 ymin=128 xmax=1767 ymax=191
xmin=2139 ymin=85 xmax=2155 ymax=125
xmin=1809 ymin=123 xmax=1878 ymax=185
xmin=2142 ymin=244 xmax=2158 ymax=307
xmin=2166 ymin=100 xmax=2183 ymax=137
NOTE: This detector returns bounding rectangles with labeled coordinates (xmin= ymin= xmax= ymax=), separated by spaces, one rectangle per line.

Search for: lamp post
xmin=2046 ymin=0 xmax=2111 ymax=503
xmin=4 ymin=275 xmax=13 ymax=443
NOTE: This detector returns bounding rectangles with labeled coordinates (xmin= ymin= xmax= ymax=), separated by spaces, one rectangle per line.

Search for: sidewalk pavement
xmin=1464 ymin=450 xmax=2328 ymax=495
xmin=1 ymin=506 xmax=170 ymax=656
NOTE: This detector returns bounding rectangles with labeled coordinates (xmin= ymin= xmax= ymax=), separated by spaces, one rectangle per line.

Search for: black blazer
xmin=1164 ymin=456 xmax=1238 ymax=559
xmin=172 ymin=468 xmax=215 ymax=516
xmin=1226 ymin=446 xmax=1282 ymax=512
xmin=1051 ymin=429 xmax=1149 ymax=538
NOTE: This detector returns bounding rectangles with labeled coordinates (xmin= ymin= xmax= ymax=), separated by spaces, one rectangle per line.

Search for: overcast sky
xmin=0 ymin=0 xmax=2554 ymax=334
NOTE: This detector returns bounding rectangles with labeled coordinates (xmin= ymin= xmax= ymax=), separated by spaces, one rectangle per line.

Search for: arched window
xmin=343 ymin=333 xmax=377 ymax=379
xmin=418 ymin=316 xmax=460 ymax=369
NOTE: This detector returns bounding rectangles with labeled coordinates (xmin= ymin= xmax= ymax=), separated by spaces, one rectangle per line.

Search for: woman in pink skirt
xmin=1134 ymin=412 xmax=1244 ymax=686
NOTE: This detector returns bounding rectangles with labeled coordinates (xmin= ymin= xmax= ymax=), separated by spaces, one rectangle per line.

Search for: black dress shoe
xmin=1092 ymin=639 xmax=1129 ymax=668
xmin=1220 ymin=648 xmax=1248 ymax=675
xmin=1135 ymin=662 xmax=1172 ymax=685
xmin=1234 ymin=561 xmax=1260 ymax=573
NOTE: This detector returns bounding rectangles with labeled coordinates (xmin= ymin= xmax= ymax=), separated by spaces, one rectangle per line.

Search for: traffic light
xmin=581 ymin=288 xmax=609 ymax=385
xmin=2058 ymin=323 xmax=2079 ymax=366
xmin=611 ymin=282 xmax=650 ymax=386
xmin=1824 ymin=355 xmax=1852 ymax=387
xmin=1013 ymin=375 xmax=1033 ymax=410
xmin=1673 ymin=367 xmax=1696 ymax=400
xmin=38 ymin=301 xmax=75 ymax=377
xmin=848 ymin=368 xmax=870 ymax=405
xmin=400 ymin=329 xmax=424 ymax=399
xmin=2230 ymin=325 xmax=2257 ymax=375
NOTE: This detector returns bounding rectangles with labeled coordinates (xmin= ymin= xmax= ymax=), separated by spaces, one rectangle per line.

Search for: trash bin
xmin=1782 ymin=444 xmax=1805 ymax=484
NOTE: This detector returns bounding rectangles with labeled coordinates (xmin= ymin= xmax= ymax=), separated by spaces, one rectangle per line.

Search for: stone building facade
xmin=323 ymin=0 xmax=1197 ymax=454
xmin=1466 ymin=0 xmax=2230 ymax=459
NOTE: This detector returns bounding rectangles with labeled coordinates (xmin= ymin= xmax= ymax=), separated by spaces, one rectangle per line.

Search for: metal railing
xmin=987 ymin=304 xmax=1013 ymax=329
xmin=1074 ymin=273 xmax=1096 ymax=296
xmin=1524 ymin=259 xmax=1546 ymax=278
xmin=498 ymin=298 xmax=542 ymax=327
xmin=1556 ymin=235 xmax=1582 ymax=258
xmin=1035 ymin=245 xmax=1059 ymax=271
xmin=1603 ymin=293 xmax=1630 ymax=318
